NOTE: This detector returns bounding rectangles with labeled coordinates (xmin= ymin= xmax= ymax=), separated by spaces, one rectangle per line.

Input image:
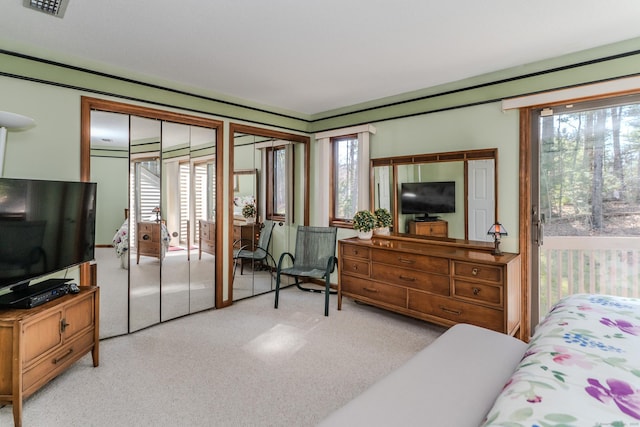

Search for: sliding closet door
xmin=129 ymin=116 xmax=162 ymax=332
xmin=189 ymin=126 xmax=216 ymax=312
xmin=83 ymin=97 xmax=223 ymax=335
xmin=161 ymin=121 xmax=191 ymax=321
xmin=89 ymin=110 xmax=129 ymax=338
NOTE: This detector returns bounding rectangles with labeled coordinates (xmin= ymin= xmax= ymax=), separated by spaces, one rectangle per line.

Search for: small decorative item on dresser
xmin=373 ymin=208 xmax=392 ymax=235
xmin=242 ymin=202 xmax=256 ymax=223
xmin=487 ymin=222 xmax=508 ymax=255
xmin=352 ymin=210 xmax=376 ymax=240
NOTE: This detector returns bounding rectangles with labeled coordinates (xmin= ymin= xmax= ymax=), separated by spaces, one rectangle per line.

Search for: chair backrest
xmin=257 ymin=220 xmax=275 ymax=250
xmin=292 ymin=226 xmax=337 ymax=271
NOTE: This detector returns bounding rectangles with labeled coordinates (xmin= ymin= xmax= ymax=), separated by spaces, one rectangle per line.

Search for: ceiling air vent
xmin=23 ymin=0 xmax=69 ymax=18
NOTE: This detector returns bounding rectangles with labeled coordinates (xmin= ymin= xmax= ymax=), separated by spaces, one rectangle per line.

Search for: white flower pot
xmin=245 ymin=217 xmax=255 ymax=224
xmin=357 ymin=230 xmax=373 ymax=240
xmin=374 ymin=227 xmax=390 ymax=236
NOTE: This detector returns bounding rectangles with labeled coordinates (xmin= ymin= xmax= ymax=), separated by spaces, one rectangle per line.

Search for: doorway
xmin=530 ymin=94 xmax=640 ymax=326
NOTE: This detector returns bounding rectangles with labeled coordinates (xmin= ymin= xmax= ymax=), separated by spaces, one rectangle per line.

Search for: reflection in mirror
xmin=129 ymin=116 xmax=162 ymax=332
xmin=83 ymin=97 xmax=223 ymax=336
xmin=232 ymin=134 xmax=263 ymax=300
xmin=230 ymin=126 xmax=309 ymax=302
xmin=371 ymin=148 xmax=497 ymax=242
xmin=189 ymin=126 xmax=216 ymax=312
xmin=90 ymin=110 xmax=129 ymax=338
xmin=397 ymin=162 xmax=465 ymax=236
xmin=160 ymin=121 xmax=190 ymax=321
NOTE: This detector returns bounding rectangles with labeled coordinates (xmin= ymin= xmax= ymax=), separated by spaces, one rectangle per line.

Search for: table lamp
xmin=487 ymin=222 xmax=508 ymax=255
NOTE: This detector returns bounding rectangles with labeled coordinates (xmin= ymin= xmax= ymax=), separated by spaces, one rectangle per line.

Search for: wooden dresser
xmin=408 ymin=219 xmax=448 ymax=237
xmin=338 ymin=235 xmax=520 ymax=336
xmin=137 ymin=221 xmax=162 ymax=263
xmin=199 ymin=219 xmax=215 ymax=259
xmin=0 ymin=286 xmax=99 ymax=427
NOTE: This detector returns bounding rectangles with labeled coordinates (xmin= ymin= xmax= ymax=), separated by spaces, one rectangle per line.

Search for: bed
xmin=319 ymin=294 xmax=640 ymax=427
xmin=111 ymin=219 xmax=170 ymax=268
xmin=483 ymin=293 xmax=640 ymax=426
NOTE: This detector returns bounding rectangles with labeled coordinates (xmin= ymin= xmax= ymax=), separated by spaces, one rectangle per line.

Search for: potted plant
xmin=352 ymin=210 xmax=376 ymax=240
xmin=242 ymin=202 xmax=256 ymax=223
xmin=374 ymin=208 xmax=392 ymax=235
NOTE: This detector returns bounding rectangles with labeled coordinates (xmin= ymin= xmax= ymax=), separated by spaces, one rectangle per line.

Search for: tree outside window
xmin=331 ymin=135 xmax=359 ymax=226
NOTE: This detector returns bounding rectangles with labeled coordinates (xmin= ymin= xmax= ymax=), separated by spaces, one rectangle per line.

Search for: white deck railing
xmin=539 ymin=236 xmax=640 ymax=316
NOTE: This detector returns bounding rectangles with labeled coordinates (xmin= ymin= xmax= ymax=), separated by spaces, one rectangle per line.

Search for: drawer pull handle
xmin=473 ymin=287 xmax=481 ymax=295
xmin=352 ymin=265 xmax=358 ymax=271
xmin=398 ymin=258 xmax=415 ymax=264
xmin=60 ymin=319 xmax=70 ymax=333
xmin=472 ymin=268 xmax=479 ymax=276
xmin=399 ymin=275 xmax=416 ymax=282
xmin=54 ymin=348 xmax=73 ymax=364
xmin=439 ymin=305 xmax=461 ymax=315
xmin=142 ymin=234 xmax=150 ymax=241
xmin=363 ymin=287 xmax=379 ymax=293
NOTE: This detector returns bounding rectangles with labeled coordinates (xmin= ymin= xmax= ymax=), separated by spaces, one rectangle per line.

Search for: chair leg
xmin=324 ymin=276 xmax=330 ymax=317
xmin=274 ymin=271 xmax=281 ymax=309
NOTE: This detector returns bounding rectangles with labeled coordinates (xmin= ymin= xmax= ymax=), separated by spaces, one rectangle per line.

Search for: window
xmin=331 ymin=135 xmax=359 ymax=226
xmin=315 ymin=124 xmax=375 ymax=228
xmin=266 ymin=145 xmax=290 ymax=220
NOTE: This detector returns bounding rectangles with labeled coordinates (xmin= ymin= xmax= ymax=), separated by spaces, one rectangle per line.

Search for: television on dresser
xmin=400 ymin=181 xmax=455 ymax=221
xmin=0 ymin=177 xmax=97 ymax=308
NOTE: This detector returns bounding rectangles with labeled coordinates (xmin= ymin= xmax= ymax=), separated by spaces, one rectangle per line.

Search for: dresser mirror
xmin=230 ymin=124 xmax=310 ymax=301
xmin=371 ymin=148 xmax=498 ymax=242
xmin=81 ymin=97 xmax=222 ymax=338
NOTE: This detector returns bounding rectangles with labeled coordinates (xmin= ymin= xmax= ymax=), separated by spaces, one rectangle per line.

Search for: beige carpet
xmin=0 ymin=286 xmax=444 ymax=427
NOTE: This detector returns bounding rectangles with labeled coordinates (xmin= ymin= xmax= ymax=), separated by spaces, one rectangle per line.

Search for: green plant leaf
xmin=509 ymin=407 xmax=533 ymax=421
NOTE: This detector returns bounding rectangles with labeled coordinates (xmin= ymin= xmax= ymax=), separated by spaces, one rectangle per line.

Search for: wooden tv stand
xmin=338 ymin=234 xmax=520 ymax=336
xmin=0 ymin=286 xmax=99 ymax=427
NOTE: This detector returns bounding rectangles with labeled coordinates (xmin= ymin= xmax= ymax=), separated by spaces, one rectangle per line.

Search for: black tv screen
xmin=401 ymin=181 xmax=455 ymax=217
xmin=0 ymin=178 xmax=97 ymax=293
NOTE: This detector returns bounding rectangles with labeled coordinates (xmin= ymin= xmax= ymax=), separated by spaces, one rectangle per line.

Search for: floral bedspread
xmin=112 ymin=219 xmax=170 ymax=258
xmin=483 ymin=294 xmax=640 ymax=427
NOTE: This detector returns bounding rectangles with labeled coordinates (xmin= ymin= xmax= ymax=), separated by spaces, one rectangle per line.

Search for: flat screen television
xmin=400 ymin=181 xmax=455 ymax=220
xmin=0 ymin=178 xmax=97 ymax=298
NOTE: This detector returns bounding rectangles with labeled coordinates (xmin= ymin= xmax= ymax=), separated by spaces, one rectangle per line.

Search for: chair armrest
xmin=277 ymin=252 xmax=295 ymax=271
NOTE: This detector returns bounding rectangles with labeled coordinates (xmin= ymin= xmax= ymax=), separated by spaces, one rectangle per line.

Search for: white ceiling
xmin=2 ymin=0 xmax=640 ymax=115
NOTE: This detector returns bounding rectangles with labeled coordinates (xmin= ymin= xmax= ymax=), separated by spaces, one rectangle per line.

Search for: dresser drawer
xmin=201 ymin=225 xmax=211 ymax=240
xmin=22 ymin=329 xmax=94 ymax=393
xmin=341 ymin=276 xmax=406 ymax=308
xmin=138 ymin=241 xmax=160 ymax=254
xmin=453 ymin=280 xmax=503 ymax=307
xmin=341 ymin=244 xmax=370 ymax=260
xmin=341 ymin=258 xmax=370 ymax=278
xmin=453 ymin=261 xmax=502 ymax=283
xmin=408 ymin=291 xmax=504 ymax=332
xmin=371 ymin=264 xmax=449 ymax=296
xmin=372 ymin=249 xmax=449 ymax=274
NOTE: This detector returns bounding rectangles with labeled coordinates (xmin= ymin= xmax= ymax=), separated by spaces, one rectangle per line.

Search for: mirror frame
xmin=370 ymin=148 xmax=498 ymax=240
xmin=229 ymin=123 xmax=310 ymax=300
xmin=80 ymin=96 xmax=224 ymax=306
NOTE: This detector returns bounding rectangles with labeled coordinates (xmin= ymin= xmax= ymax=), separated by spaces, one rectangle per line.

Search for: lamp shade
xmin=0 ymin=111 xmax=36 ymax=130
xmin=487 ymin=222 xmax=508 ymax=236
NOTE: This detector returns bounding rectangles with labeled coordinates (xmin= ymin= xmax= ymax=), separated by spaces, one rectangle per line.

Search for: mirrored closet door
xmin=82 ymin=97 xmax=222 ymax=338
xmin=230 ymin=124 xmax=310 ymax=301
